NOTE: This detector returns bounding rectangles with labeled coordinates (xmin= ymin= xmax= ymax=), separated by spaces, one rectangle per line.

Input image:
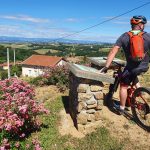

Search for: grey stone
xmin=77 ymin=84 xmax=89 ymax=93
xmin=97 ymin=100 xmax=104 ymax=105
xmin=86 ymin=97 xmax=97 ymax=105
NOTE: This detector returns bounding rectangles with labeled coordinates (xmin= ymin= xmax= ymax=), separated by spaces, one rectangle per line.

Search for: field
xmin=0 ymin=42 xmax=150 ymax=149
xmin=34 ymin=49 xmax=59 ymax=54
xmin=25 ymin=84 xmax=150 ymax=150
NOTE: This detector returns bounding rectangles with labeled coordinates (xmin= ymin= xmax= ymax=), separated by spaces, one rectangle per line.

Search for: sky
xmin=0 ymin=0 xmax=150 ymax=42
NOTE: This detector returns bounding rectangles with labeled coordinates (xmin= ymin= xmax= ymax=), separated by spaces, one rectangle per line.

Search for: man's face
xmin=139 ymin=23 xmax=145 ymax=31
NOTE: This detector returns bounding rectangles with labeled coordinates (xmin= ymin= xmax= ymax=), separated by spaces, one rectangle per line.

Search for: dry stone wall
xmin=69 ymin=72 xmax=105 ymax=133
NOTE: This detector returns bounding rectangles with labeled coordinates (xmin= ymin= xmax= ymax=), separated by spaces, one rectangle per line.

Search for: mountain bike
xmin=105 ymin=59 xmax=150 ymax=132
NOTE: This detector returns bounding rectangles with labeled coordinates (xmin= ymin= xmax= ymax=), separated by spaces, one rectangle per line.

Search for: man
xmin=100 ymin=15 xmax=150 ymax=114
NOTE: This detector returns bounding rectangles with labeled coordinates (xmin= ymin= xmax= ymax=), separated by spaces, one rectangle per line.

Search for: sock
xmin=120 ymin=106 xmax=125 ymax=110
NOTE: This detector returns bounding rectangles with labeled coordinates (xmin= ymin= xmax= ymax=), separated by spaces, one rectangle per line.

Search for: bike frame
xmin=107 ymin=62 xmax=136 ymax=107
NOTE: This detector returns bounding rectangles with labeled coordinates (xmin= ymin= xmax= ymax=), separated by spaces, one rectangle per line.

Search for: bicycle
xmin=104 ymin=59 xmax=150 ymax=132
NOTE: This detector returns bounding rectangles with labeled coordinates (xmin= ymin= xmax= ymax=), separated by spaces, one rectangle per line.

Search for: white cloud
xmin=0 ymin=15 xmax=50 ymax=23
xmin=65 ymin=18 xmax=80 ymax=22
xmin=0 ymin=24 xmax=118 ymax=42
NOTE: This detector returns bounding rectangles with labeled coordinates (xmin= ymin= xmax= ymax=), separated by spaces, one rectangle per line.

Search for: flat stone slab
xmin=68 ymin=63 xmax=115 ymax=84
xmin=87 ymin=57 xmax=126 ymax=67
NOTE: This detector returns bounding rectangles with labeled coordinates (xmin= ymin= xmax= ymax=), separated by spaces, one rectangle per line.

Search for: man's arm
xmin=105 ymin=45 xmax=120 ymax=68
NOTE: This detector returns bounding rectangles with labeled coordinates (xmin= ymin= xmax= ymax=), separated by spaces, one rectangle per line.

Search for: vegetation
xmin=29 ymin=66 xmax=69 ymax=92
xmin=0 ymin=45 xmax=37 ymax=63
xmin=0 ymin=78 xmax=49 ymax=149
xmin=0 ymin=43 xmax=125 ymax=64
xmin=21 ymin=95 xmax=124 ymax=150
xmin=0 ymin=66 xmax=22 ymax=80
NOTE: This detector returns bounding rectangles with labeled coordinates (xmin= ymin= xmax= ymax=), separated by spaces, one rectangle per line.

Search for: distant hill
xmin=0 ymin=36 xmax=111 ymax=45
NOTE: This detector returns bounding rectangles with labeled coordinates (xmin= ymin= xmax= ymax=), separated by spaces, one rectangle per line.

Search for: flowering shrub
xmin=0 ymin=78 xmax=49 ymax=149
xmin=30 ymin=66 xmax=69 ymax=91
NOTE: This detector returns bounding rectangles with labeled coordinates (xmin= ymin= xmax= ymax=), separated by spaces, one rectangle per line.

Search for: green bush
xmin=29 ymin=66 xmax=69 ymax=91
xmin=11 ymin=65 xmax=22 ymax=77
xmin=0 ymin=70 xmax=8 ymax=80
xmin=30 ymin=76 xmax=48 ymax=86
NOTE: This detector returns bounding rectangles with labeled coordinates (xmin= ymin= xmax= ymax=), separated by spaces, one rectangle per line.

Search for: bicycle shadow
xmin=104 ymin=94 xmax=136 ymax=122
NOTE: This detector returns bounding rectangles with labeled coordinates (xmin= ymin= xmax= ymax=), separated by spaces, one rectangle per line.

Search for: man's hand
xmin=100 ymin=66 xmax=108 ymax=73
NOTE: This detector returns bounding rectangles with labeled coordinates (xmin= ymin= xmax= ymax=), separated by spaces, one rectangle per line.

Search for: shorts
xmin=120 ymin=62 xmax=149 ymax=86
xmin=120 ymin=68 xmax=139 ymax=85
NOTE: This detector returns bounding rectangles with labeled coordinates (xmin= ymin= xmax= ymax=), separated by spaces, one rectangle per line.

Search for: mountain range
xmin=0 ymin=36 xmax=110 ymax=44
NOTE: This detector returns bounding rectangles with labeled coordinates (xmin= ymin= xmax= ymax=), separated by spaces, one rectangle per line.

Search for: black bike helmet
xmin=130 ymin=15 xmax=147 ymax=25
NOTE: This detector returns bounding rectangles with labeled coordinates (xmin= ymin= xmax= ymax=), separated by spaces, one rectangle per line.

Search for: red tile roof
xmin=0 ymin=61 xmax=21 ymax=67
xmin=22 ymin=55 xmax=63 ymax=67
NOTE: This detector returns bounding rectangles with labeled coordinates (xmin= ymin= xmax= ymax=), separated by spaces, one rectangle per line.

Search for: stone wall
xmin=69 ymin=72 xmax=105 ymax=133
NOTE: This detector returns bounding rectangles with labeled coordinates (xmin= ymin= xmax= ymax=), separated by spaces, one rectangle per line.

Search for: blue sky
xmin=0 ymin=0 xmax=150 ymax=42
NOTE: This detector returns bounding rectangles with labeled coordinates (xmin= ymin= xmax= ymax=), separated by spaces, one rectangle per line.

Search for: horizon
xmin=0 ymin=0 xmax=150 ymax=43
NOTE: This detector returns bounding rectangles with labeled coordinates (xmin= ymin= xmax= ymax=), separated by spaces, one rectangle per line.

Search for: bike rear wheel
xmin=131 ymin=87 xmax=150 ymax=132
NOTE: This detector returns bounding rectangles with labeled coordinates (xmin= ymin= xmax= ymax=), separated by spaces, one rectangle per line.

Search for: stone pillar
xmin=69 ymin=72 xmax=104 ymax=133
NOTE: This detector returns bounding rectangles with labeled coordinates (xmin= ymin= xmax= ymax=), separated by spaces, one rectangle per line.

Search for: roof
xmin=22 ymin=55 xmax=63 ymax=67
xmin=0 ymin=61 xmax=22 ymax=67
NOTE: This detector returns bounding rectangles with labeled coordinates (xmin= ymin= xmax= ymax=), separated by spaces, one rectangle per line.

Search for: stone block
xmin=87 ymin=114 xmax=95 ymax=122
xmin=97 ymin=100 xmax=104 ymax=105
xmin=77 ymin=111 xmax=88 ymax=125
xmin=86 ymin=96 xmax=97 ymax=105
xmin=94 ymin=92 xmax=104 ymax=100
xmin=90 ymin=85 xmax=102 ymax=92
xmin=77 ymin=84 xmax=89 ymax=93
xmin=77 ymin=102 xmax=87 ymax=112
xmin=96 ymin=105 xmax=102 ymax=110
xmin=87 ymin=103 xmax=97 ymax=109
xmin=78 ymin=93 xmax=93 ymax=102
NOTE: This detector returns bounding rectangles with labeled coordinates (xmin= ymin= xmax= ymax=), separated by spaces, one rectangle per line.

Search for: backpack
xmin=127 ymin=31 xmax=145 ymax=62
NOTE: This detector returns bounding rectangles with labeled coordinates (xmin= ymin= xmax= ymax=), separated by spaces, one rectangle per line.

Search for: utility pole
xmin=14 ymin=48 xmax=15 ymax=66
xmin=13 ymin=48 xmax=17 ymax=77
xmin=7 ymin=48 xmax=10 ymax=79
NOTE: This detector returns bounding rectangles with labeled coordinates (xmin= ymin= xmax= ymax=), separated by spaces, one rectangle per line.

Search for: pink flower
xmin=0 ymin=146 xmax=5 ymax=150
xmin=15 ymin=142 xmax=20 ymax=148
xmin=4 ymin=123 xmax=12 ymax=131
xmin=19 ymin=105 xmax=28 ymax=114
xmin=34 ymin=144 xmax=42 ymax=150
xmin=19 ymin=133 xmax=25 ymax=138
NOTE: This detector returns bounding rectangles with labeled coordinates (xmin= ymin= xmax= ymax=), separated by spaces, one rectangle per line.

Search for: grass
xmin=19 ymin=94 xmax=124 ymax=150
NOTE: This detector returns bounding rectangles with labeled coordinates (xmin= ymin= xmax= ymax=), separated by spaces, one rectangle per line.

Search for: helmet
xmin=130 ymin=15 xmax=147 ymax=25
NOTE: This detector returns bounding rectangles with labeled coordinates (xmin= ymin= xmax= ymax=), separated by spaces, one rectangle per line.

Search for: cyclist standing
xmin=100 ymin=15 xmax=150 ymax=114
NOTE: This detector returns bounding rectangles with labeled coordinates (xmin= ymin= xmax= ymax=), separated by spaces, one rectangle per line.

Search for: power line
xmin=54 ymin=1 xmax=150 ymax=42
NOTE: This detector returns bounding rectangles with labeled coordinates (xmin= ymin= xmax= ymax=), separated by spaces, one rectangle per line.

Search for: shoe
xmin=113 ymin=103 xmax=125 ymax=115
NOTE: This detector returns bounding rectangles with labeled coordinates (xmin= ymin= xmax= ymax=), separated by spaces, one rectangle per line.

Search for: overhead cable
xmin=54 ymin=1 xmax=150 ymax=42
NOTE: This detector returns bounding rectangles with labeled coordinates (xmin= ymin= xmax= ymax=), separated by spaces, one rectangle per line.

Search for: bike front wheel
xmin=131 ymin=87 xmax=150 ymax=132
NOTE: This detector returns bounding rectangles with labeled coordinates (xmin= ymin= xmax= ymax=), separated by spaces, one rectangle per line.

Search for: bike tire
xmin=131 ymin=87 xmax=150 ymax=132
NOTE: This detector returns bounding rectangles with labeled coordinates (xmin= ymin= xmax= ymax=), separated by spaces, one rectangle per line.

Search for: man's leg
xmin=119 ymin=84 xmax=128 ymax=110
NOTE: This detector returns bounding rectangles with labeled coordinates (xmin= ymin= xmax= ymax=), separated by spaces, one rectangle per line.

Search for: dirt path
xmin=58 ymin=87 xmax=150 ymax=150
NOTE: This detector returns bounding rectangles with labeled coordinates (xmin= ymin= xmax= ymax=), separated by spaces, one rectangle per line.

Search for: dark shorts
xmin=120 ymin=65 xmax=149 ymax=85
